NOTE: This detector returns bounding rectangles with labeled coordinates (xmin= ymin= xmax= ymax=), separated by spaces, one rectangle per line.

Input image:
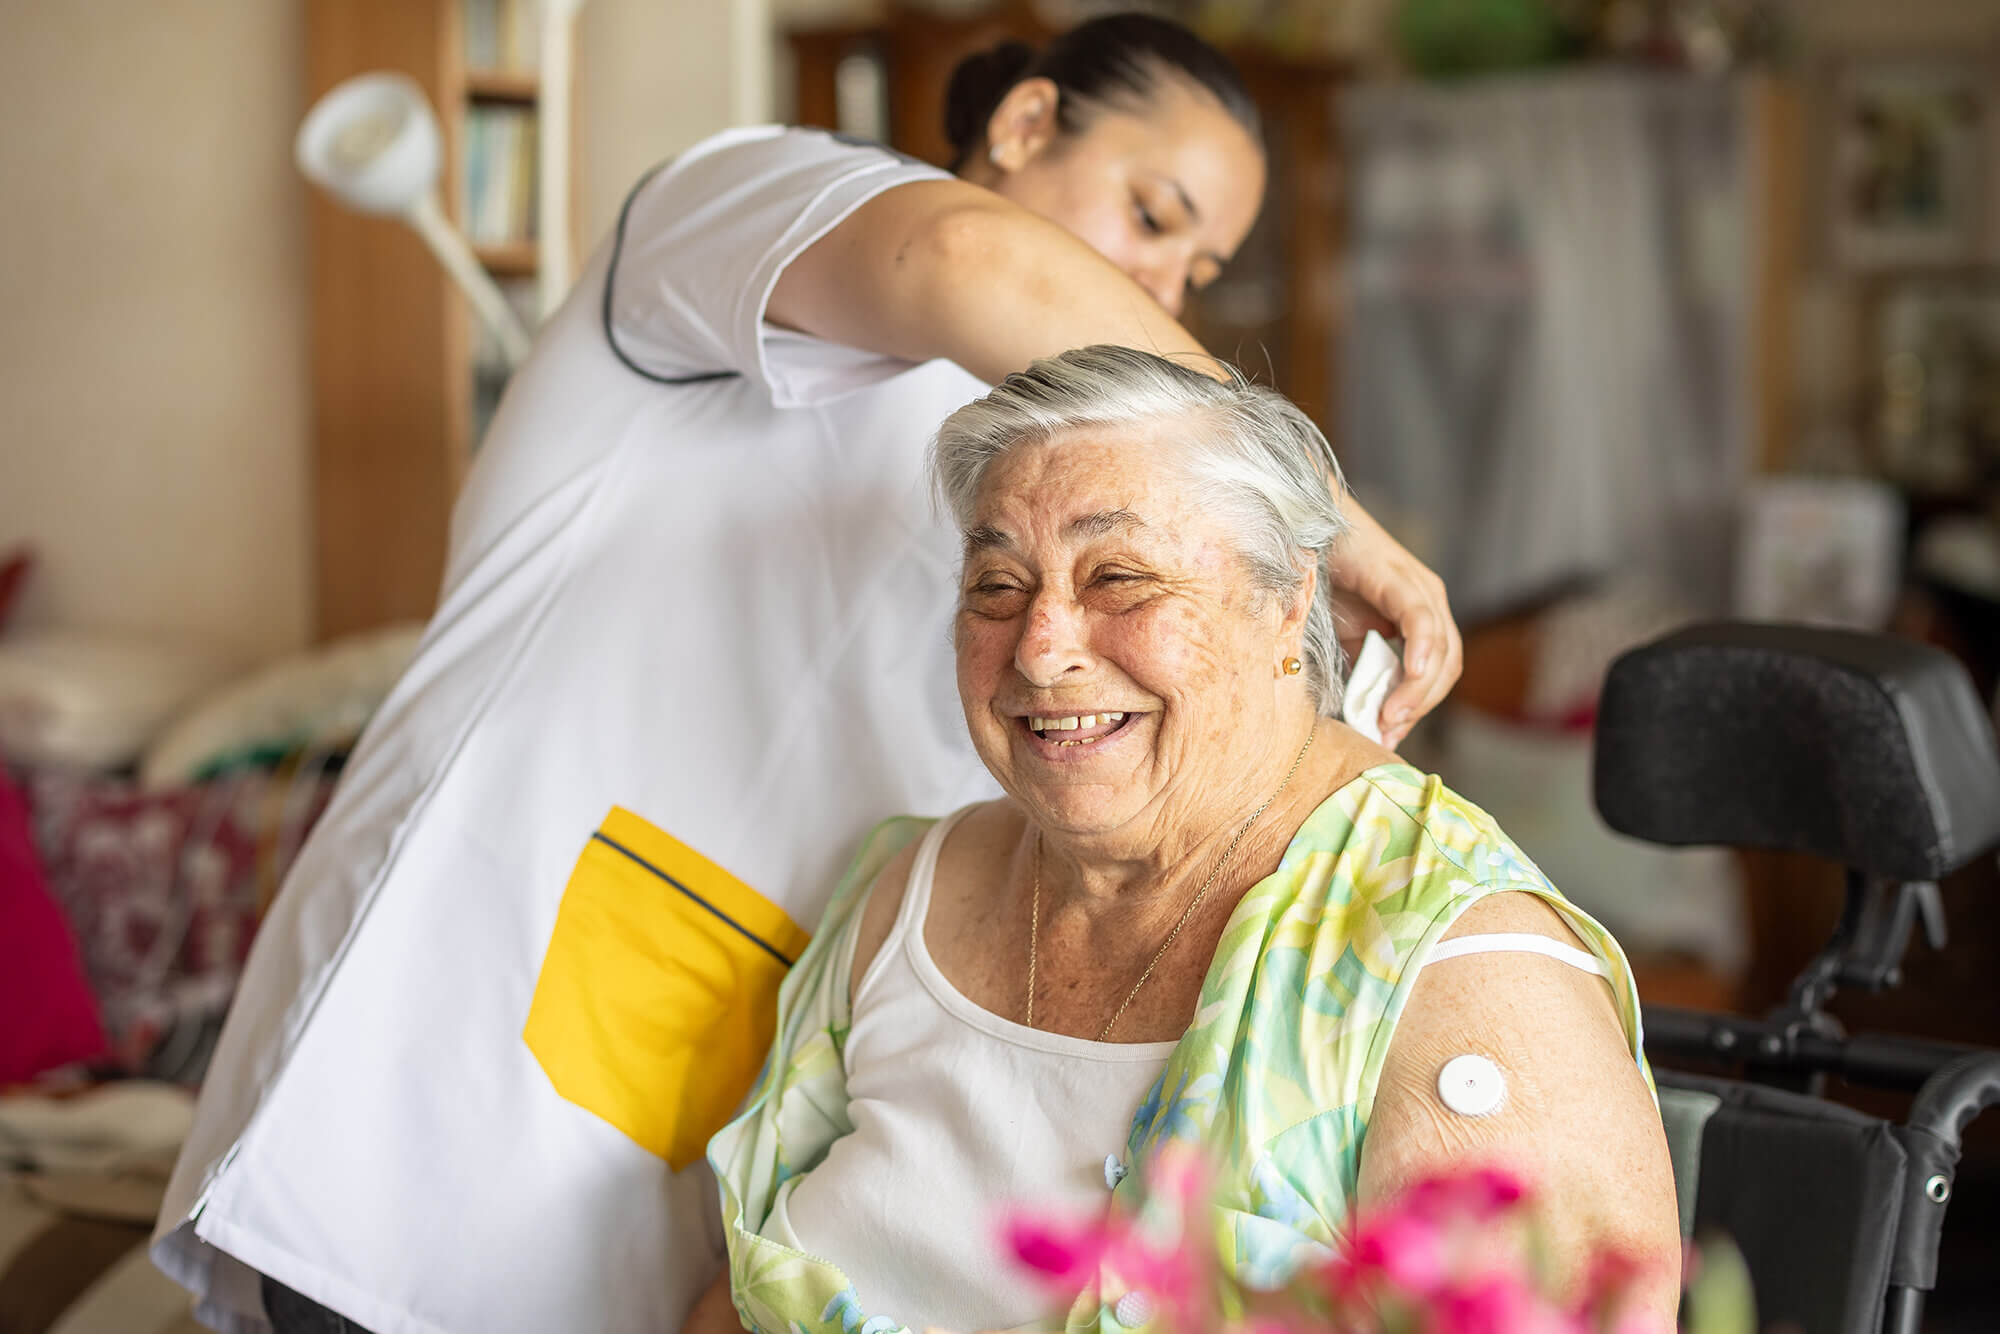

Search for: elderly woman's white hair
xmin=931 ymin=344 xmax=1352 ymax=714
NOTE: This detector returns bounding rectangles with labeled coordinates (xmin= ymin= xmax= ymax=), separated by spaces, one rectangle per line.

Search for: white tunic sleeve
xmin=604 ymin=125 xmax=954 ymax=408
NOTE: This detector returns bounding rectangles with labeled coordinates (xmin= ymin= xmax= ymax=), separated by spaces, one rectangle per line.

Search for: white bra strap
xmin=1423 ymin=931 xmax=1607 ymax=978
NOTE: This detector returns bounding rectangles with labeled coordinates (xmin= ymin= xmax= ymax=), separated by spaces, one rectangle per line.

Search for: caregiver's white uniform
xmin=153 ymin=127 xmax=999 ymax=1334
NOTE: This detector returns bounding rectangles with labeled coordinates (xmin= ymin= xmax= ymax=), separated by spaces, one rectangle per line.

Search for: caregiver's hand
xmin=1325 ymin=497 xmax=1460 ymax=748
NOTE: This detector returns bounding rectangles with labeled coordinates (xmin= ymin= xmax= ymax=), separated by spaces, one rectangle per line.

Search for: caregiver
xmin=153 ymin=15 xmax=1459 ymax=1334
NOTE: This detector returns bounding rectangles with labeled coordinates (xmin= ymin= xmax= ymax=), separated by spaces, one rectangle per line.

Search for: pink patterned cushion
xmin=0 ymin=768 xmax=106 ymax=1084
xmin=0 ymin=547 xmax=31 ymax=633
xmin=27 ymin=765 xmax=336 ymax=1075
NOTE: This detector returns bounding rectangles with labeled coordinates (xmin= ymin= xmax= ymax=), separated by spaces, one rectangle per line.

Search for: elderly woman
xmin=692 ymin=347 xmax=1680 ymax=1334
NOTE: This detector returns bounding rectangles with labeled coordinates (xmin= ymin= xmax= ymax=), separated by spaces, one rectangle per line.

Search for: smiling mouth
xmin=1023 ymin=712 xmax=1136 ymax=748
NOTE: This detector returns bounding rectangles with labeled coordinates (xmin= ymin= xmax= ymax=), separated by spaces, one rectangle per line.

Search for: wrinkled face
xmin=980 ymin=80 xmax=1266 ymax=318
xmin=954 ymin=421 xmax=1304 ymax=844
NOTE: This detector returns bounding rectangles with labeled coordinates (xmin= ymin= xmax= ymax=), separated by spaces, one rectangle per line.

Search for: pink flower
xmin=1001 ymin=1155 xmax=1714 ymax=1334
xmin=1569 ymin=1249 xmax=1644 ymax=1325
xmin=1110 ymin=1239 xmax=1200 ymax=1307
xmin=1431 ymin=1273 xmax=1579 ymax=1334
xmin=1342 ymin=1210 xmax=1451 ymax=1295
xmin=1398 ymin=1168 xmax=1530 ymax=1224
xmin=1147 ymin=1142 xmax=1215 ymax=1211
xmin=1000 ymin=1207 xmax=1198 ymax=1311
xmin=1002 ymin=1217 xmax=1109 ymax=1286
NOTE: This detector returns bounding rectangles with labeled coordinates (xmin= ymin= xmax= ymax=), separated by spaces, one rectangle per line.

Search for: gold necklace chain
xmin=1026 ymin=725 xmax=1316 ymax=1041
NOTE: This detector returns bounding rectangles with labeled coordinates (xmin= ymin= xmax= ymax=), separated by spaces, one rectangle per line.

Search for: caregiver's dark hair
xmin=942 ymin=14 xmax=1262 ymax=171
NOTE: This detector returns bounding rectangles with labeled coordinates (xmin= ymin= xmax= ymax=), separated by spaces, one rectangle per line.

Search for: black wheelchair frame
xmin=1593 ymin=622 xmax=2000 ymax=1334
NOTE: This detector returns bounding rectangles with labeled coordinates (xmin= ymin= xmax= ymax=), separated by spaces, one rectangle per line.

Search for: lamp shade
xmin=294 ymin=70 xmax=533 ymax=365
xmin=296 ymin=73 xmax=441 ymax=218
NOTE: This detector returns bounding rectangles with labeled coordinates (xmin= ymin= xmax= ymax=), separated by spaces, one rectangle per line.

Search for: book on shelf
xmin=461 ymin=104 xmax=539 ymax=246
xmin=462 ymin=0 xmax=541 ymax=73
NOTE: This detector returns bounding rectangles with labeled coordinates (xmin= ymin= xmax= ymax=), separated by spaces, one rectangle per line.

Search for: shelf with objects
xmin=302 ymin=0 xmax=580 ymax=641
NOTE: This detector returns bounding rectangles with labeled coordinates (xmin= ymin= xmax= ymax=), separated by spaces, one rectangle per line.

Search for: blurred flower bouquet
xmin=1003 ymin=1147 xmax=1753 ymax=1334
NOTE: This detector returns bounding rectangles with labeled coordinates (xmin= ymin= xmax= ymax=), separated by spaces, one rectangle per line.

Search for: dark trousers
xmin=261 ymin=1274 xmax=377 ymax=1334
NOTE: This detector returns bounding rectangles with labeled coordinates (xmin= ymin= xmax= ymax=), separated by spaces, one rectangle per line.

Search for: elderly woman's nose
xmin=1014 ymin=596 xmax=1092 ymax=684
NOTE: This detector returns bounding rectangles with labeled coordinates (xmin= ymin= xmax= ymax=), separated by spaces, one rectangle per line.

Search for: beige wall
xmin=0 ymin=0 xmax=767 ymax=662
xmin=576 ymin=0 xmax=769 ymax=254
xmin=0 ymin=1 xmax=313 ymax=659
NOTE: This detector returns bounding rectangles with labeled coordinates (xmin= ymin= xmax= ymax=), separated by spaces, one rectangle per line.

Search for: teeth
xmin=1028 ymin=711 xmax=1129 ymax=735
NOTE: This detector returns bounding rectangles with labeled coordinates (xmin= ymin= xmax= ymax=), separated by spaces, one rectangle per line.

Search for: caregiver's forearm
xmin=768 ymin=180 xmax=1222 ymax=385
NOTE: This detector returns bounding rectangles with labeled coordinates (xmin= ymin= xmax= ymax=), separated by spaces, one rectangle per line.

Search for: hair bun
xmin=943 ymin=39 xmax=1036 ymax=161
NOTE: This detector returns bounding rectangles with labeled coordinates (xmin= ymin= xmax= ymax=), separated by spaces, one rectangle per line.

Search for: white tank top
xmin=774 ymin=807 xmax=1174 ymax=1332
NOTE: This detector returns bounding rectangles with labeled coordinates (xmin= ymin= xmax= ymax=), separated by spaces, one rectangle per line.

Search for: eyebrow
xmin=1068 ymin=508 xmax=1146 ymax=539
xmin=1144 ymin=172 xmax=1232 ymax=276
xmin=963 ymin=525 xmax=1010 ymax=558
xmin=961 ymin=509 xmax=1148 ymax=558
xmin=1160 ymin=176 xmax=1229 ymax=273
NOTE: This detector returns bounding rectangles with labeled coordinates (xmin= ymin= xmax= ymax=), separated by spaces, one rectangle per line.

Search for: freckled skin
xmin=914 ymin=420 xmax=1388 ymax=1042
xmin=953 ymin=424 xmax=1309 ymax=853
xmin=1356 ymin=892 xmax=1683 ymax=1320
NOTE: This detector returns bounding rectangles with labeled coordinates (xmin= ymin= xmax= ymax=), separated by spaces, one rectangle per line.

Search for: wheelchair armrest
xmin=1892 ymin=1052 xmax=2000 ymax=1296
xmin=1909 ymin=1050 xmax=2000 ymax=1148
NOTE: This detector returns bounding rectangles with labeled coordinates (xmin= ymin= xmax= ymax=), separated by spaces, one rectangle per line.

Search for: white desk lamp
xmin=296 ymin=72 xmax=534 ymax=365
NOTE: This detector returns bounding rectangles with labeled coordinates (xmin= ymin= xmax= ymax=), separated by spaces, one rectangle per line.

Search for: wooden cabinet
xmin=786 ymin=4 xmax=1347 ymax=428
xmin=304 ymin=0 xmax=554 ymax=639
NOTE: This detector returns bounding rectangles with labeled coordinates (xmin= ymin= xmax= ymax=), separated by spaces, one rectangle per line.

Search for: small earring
xmin=1281 ymin=657 xmax=1303 ymax=677
xmin=988 ymin=143 xmax=1004 ymax=166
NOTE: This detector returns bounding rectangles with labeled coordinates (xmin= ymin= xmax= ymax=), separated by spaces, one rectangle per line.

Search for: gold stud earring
xmin=1281 ymin=657 xmax=1303 ymax=677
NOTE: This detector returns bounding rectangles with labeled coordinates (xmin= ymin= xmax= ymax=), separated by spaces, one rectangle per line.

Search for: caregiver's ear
xmin=985 ymin=76 xmax=1063 ymax=172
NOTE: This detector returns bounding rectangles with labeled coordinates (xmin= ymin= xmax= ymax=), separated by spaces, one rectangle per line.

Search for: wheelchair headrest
xmin=1594 ymin=622 xmax=2000 ymax=880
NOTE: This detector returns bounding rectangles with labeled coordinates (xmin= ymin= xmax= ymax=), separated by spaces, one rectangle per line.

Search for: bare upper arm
xmin=764 ymin=176 xmax=1214 ymax=385
xmin=847 ymin=835 xmax=921 ymax=1005
xmin=1356 ymin=892 xmax=1681 ymax=1315
xmin=766 ymin=178 xmax=1008 ymax=351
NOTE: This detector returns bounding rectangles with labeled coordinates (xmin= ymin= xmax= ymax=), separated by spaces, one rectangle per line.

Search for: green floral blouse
xmin=707 ymin=763 xmax=1651 ymax=1334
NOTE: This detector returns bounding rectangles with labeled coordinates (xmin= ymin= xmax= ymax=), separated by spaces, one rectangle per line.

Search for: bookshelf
xmin=304 ymin=0 xmax=558 ymax=640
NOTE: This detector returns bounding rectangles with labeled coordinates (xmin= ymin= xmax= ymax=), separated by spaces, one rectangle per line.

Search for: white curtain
xmin=1338 ymin=72 xmax=1753 ymax=621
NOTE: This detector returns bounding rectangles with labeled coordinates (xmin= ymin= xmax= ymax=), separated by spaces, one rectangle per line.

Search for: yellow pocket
xmin=524 ymin=808 xmax=810 ymax=1169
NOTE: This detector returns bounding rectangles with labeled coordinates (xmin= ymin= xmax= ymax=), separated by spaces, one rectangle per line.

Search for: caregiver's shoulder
xmin=604 ymin=125 xmax=957 ymax=383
